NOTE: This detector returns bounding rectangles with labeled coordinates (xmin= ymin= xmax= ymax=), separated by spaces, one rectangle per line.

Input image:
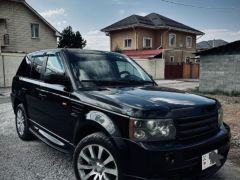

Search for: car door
xmin=26 ymin=54 xmax=47 ymax=124
xmin=38 ymin=52 xmax=75 ymax=141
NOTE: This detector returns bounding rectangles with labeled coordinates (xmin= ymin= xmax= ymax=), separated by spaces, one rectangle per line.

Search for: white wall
xmin=0 ymin=53 xmax=25 ymax=87
xmin=134 ymin=58 xmax=165 ymax=79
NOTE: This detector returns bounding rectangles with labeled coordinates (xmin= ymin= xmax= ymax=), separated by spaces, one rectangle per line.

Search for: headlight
xmin=218 ymin=107 xmax=223 ymax=126
xmin=129 ymin=118 xmax=176 ymax=141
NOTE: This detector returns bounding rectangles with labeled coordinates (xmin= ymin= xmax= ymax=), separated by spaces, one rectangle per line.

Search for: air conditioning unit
xmin=2 ymin=34 xmax=10 ymax=46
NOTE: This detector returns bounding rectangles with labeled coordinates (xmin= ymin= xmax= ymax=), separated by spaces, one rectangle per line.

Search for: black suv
xmin=11 ymin=49 xmax=230 ymax=180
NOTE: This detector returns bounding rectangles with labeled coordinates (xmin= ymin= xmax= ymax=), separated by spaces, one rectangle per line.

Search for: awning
xmin=123 ymin=49 xmax=163 ymax=58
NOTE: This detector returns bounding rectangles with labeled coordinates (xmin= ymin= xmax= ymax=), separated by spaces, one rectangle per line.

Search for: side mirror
xmin=44 ymin=73 xmax=72 ymax=90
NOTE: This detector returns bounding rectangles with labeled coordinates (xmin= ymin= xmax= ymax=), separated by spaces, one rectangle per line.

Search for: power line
xmin=160 ymin=0 xmax=238 ymax=10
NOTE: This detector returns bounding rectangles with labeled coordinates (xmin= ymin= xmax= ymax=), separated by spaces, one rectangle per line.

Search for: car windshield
xmin=68 ymin=52 xmax=154 ymax=87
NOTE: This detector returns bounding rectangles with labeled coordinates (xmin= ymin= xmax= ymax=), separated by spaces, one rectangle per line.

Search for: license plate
xmin=202 ymin=150 xmax=218 ymax=170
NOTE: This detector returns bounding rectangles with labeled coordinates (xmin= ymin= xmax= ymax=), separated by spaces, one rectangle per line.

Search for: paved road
xmin=0 ymin=90 xmax=240 ymax=180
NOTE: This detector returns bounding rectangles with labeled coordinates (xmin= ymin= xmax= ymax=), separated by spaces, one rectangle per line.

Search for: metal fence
xmin=165 ymin=63 xmax=199 ymax=79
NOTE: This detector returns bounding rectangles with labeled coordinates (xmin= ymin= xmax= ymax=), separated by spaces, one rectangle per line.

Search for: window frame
xmin=30 ymin=55 xmax=46 ymax=81
xmin=16 ymin=56 xmax=32 ymax=78
xmin=169 ymin=33 xmax=176 ymax=47
xmin=123 ymin=38 xmax=133 ymax=49
xmin=186 ymin=36 xmax=193 ymax=48
xmin=44 ymin=54 xmax=65 ymax=77
xmin=143 ymin=37 xmax=153 ymax=48
xmin=31 ymin=23 xmax=40 ymax=38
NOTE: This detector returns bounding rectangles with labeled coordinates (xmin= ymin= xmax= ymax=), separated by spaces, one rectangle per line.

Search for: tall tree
xmin=74 ymin=31 xmax=86 ymax=48
xmin=58 ymin=26 xmax=86 ymax=48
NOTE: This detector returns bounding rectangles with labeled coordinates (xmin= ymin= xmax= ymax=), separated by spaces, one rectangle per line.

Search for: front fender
xmin=86 ymin=111 xmax=121 ymax=137
xmin=73 ymin=110 xmax=127 ymax=152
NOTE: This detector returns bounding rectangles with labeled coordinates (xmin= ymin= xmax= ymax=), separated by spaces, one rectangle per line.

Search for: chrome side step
xmin=29 ymin=128 xmax=69 ymax=154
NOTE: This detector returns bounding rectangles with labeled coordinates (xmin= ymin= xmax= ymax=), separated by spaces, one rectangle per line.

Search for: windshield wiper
xmin=119 ymin=79 xmax=155 ymax=85
xmin=80 ymin=79 xmax=155 ymax=86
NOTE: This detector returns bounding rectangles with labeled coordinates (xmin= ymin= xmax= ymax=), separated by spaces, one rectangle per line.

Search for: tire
xmin=73 ymin=132 xmax=122 ymax=180
xmin=15 ymin=104 xmax=33 ymax=140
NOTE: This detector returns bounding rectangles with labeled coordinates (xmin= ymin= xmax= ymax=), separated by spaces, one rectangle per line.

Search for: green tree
xmin=58 ymin=26 xmax=86 ymax=48
xmin=74 ymin=31 xmax=86 ymax=48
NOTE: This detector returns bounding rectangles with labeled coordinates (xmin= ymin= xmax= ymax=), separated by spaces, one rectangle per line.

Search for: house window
xmin=31 ymin=23 xmax=39 ymax=38
xmin=169 ymin=33 xmax=176 ymax=47
xmin=170 ymin=56 xmax=175 ymax=63
xmin=186 ymin=36 xmax=192 ymax=48
xmin=143 ymin=37 xmax=152 ymax=48
xmin=3 ymin=34 xmax=10 ymax=45
xmin=124 ymin=38 xmax=132 ymax=48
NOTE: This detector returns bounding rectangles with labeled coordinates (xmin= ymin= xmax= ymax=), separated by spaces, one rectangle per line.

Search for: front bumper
xmin=116 ymin=123 xmax=230 ymax=180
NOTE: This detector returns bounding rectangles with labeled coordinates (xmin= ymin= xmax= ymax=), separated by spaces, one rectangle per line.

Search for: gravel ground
xmin=0 ymin=100 xmax=75 ymax=180
xmin=1 ymin=82 xmax=240 ymax=180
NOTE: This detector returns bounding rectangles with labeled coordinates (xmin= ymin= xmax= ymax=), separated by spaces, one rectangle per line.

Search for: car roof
xmin=27 ymin=48 xmax=120 ymax=57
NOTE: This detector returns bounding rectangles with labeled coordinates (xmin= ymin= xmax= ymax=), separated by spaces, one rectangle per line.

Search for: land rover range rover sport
xmin=11 ymin=49 xmax=230 ymax=180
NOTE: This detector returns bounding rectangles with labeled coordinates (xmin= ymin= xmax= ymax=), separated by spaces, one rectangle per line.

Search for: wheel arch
xmin=13 ymin=97 xmax=29 ymax=118
xmin=13 ymin=97 xmax=22 ymax=114
xmin=73 ymin=110 xmax=122 ymax=147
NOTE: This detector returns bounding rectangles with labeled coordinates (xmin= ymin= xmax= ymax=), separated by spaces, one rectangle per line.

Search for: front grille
xmin=175 ymin=112 xmax=219 ymax=142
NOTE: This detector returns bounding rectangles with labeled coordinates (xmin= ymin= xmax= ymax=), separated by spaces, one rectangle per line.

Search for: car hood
xmin=76 ymin=86 xmax=217 ymax=118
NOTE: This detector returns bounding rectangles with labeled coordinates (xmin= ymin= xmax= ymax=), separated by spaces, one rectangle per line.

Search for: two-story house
xmin=0 ymin=0 xmax=60 ymax=53
xmin=0 ymin=0 xmax=60 ymax=87
xmin=101 ymin=13 xmax=204 ymax=63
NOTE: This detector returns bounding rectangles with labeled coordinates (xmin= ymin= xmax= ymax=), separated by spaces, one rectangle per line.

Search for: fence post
xmin=154 ymin=59 xmax=157 ymax=79
xmin=2 ymin=55 xmax=6 ymax=87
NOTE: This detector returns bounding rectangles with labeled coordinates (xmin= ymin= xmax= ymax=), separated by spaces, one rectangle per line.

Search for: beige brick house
xmin=0 ymin=0 xmax=60 ymax=87
xmin=0 ymin=0 xmax=60 ymax=53
xmin=101 ymin=13 xmax=204 ymax=63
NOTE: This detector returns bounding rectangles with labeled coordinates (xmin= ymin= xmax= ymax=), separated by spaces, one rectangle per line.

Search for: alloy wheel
xmin=16 ymin=108 xmax=25 ymax=136
xmin=77 ymin=144 xmax=118 ymax=180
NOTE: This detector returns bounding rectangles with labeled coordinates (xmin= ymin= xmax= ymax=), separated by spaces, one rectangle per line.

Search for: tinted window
xmin=31 ymin=56 xmax=45 ymax=80
xmin=45 ymin=54 xmax=65 ymax=76
xmin=68 ymin=53 xmax=152 ymax=87
xmin=16 ymin=56 xmax=32 ymax=78
xmin=116 ymin=60 xmax=142 ymax=78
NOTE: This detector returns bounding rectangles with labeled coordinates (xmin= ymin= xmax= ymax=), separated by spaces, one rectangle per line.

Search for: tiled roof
xmin=102 ymin=13 xmax=203 ymax=35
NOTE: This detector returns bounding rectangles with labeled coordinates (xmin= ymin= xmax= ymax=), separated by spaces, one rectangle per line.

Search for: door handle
xmin=38 ymin=93 xmax=47 ymax=98
xmin=71 ymin=112 xmax=78 ymax=118
xmin=22 ymin=87 xmax=27 ymax=91
xmin=21 ymin=87 xmax=27 ymax=93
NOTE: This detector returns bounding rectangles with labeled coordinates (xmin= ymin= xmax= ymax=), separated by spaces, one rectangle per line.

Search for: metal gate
xmin=165 ymin=63 xmax=199 ymax=79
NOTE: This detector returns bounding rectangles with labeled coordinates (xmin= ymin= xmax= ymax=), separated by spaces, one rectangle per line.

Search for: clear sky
xmin=27 ymin=0 xmax=240 ymax=50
